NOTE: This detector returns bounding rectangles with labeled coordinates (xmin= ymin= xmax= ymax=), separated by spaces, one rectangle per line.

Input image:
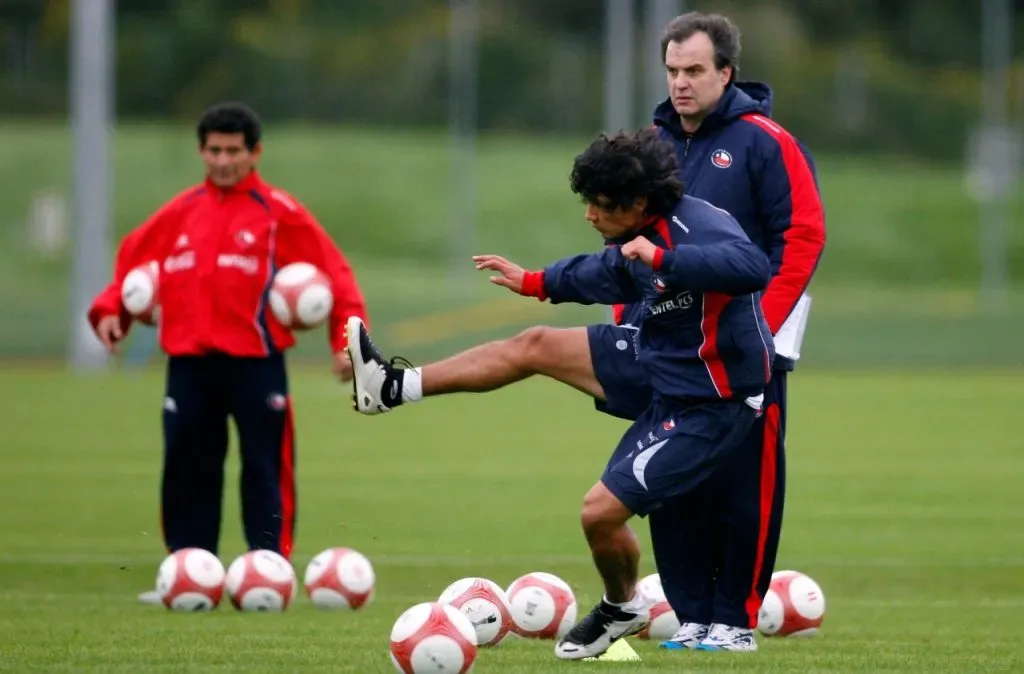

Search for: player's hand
xmin=332 ymin=350 xmax=353 ymax=382
xmin=473 ymin=255 xmax=525 ymax=294
xmin=620 ymin=236 xmax=660 ymax=267
xmin=94 ymin=314 xmax=124 ymax=354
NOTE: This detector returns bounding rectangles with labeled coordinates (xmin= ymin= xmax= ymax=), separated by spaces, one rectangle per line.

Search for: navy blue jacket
xmin=536 ymin=196 xmax=774 ymax=403
xmin=615 ymin=82 xmax=826 ymax=371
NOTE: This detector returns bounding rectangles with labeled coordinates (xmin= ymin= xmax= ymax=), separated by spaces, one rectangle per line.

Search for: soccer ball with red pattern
xmin=757 ymin=570 xmax=826 ymax=637
xmin=438 ymin=577 xmax=513 ymax=647
xmin=303 ymin=547 xmax=375 ymax=610
xmin=633 ymin=573 xmax=681 ymax=640
xmin=505 ymin=572 xmax=577 ymax=639
xmin=155 ymin=548 xmax=225 ymax=611
xmin=225 ymin=550 xmax=297 ymax=612
xmin=389 ymin=602 xmax=478 ymax=673
xmin=269 ymin=262 xmax=334 ymax=330
xmin=121 ymin=260 xmax=160 ymax=326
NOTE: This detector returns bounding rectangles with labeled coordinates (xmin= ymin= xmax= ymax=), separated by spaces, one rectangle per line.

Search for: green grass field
xmin=1 ymin=122 xmax=1023 ymax=365
xmin=0 ymin=366 xmax=1021 ymax=672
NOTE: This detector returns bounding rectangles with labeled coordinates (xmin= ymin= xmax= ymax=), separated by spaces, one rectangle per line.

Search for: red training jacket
xmin=88 ymin=170 xmax=368 ymax=357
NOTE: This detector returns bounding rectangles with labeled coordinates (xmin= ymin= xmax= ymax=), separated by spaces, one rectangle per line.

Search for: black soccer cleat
xmin=345 ymin=316 xmax=413 ymax=415
xmin=553 ymin=600 xmax=650 ymax=660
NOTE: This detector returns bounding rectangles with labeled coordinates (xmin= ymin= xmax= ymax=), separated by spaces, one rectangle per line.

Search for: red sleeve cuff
xmin=651 ymin=247 xmax=665 ymax=270
xmin=520 ymin=270 xmax=547 ymax=301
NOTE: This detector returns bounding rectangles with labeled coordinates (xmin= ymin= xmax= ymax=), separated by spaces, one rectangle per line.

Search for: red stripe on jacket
xmin=740 ymin=114 xmax=826 ymax=334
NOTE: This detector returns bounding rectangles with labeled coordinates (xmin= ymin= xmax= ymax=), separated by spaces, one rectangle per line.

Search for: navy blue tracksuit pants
xmin=161 ymin=353 xmax=296 ymax=559
xmin=649 ymin=370 xmax=787 ymax=629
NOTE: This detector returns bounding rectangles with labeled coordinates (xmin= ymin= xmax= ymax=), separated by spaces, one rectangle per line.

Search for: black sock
xmin=380 ymin=367 xmax=405 ymax=408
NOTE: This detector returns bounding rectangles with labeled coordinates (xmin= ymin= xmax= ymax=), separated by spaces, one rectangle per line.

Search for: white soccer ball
xmin=633 ymin=573 xmax=680 ymax=640
xmin=303 ymin=547 xmax=375 ymax=610
xmin=154 ymin=547 xmax=225 ymax=611
xmin=268 ymin=262 xmax=333 ymax=330
xmin=439 ymin=577 xmax=514 ymax=647
xmin=505 ymin=572 xmax=577 ymax=639
xmin=389 ymin=602 xmax=478 ymax=673
xmin=225 ymin=550 xmax=298 ymax=612
xmin=121 ymin=260 xmax=160 ymax=325
xmin=757 ymin=569 xmax=826 ymax=637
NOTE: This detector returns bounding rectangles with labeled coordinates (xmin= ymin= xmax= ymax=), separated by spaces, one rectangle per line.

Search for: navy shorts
xmin=587 ymin=324 xmax=651 ymax=421
xmin=601 ymin=398 xmax=759 ymax=517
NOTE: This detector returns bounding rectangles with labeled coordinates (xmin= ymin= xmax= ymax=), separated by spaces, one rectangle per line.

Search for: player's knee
xmin=508 ymin=326 xmax=557 ymax=374
xmin=580 ymin=482 xmax=630 ymax=538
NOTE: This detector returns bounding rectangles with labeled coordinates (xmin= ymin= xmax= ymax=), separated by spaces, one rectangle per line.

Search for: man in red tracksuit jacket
xmin=87 ymin=102 xmax=368 ymax=603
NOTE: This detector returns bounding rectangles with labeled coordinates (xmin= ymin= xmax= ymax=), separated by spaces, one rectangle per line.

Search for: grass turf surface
xmin=1 ymin=123 xmax=1023 ymax=365
xmin=0 ymin=366 xmax=1021 ymax=672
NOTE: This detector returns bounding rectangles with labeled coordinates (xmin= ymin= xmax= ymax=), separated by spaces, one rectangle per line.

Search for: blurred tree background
xmin=2 ymin=0 xmax=1023 ymax=161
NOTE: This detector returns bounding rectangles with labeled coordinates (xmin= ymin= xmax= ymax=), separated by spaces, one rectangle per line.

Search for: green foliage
xmin=1 ymin=0 xmax=1021 ymax=159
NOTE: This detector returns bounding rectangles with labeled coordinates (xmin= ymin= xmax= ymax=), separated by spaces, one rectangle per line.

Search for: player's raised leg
xmin=347 ymin=316 xmax=604 ymax=415
xmin=229 ymin=353 xmax=296 ymax=560
xmin=145 ymin=356 xmax=230 ymax=604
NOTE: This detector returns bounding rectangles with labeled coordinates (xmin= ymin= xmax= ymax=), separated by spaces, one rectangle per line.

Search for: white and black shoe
xmin=346 ymin=316 xmax=414 ymax=415
xmin=554 ymin=600 xmax=650 ymax=660
xmin=696 ymin=623 xmax=759 ymax=652
xmin=658 ymin=621 xmax=710 ymax=649
xmin=137 ymin=589 xmax=162 ymax=606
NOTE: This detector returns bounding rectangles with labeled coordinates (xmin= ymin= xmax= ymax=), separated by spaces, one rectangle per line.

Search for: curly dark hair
xmin=569 ymin=128 xmax=684 ymax=218
xmin=196 ymin=102 xmax=262 ymax=150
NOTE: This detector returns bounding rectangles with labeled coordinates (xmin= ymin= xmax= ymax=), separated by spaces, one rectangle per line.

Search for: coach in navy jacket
xmin=631 ymin=13 xmax=827 ymax=650
xmin=650 ymin=81 xmax=824 ymax=372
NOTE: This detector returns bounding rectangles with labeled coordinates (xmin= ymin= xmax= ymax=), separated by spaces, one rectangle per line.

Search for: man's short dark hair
xmin=661 ymin=12 xmax=741 ymax=83
xmin=569 ymin=128 xmax=684 ymax=218
xmin=197 ymin=102 xmax=262 ymax=150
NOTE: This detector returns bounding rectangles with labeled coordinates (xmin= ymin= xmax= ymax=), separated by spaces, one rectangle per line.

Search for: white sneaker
xmin=554 ymin=600 xmax=650 ymax=660
xmin=658 ymin=622 xmax=710 ymax=650
xmin=137 ymin=590 xmax=163 ymax=606
xmin=697 ymin=623 xmax=758 ymax=651
xmin=347 ymin=316 xmax=396 ymax=415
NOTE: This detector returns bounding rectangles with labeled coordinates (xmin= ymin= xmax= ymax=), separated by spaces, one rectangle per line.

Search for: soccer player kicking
xmin=348 ymin=11 xmax=826 ymax=652
xmin=88 ymin=102 xmax=369 ymax=604
xmin=349 ymin=128 xmax=774 ymax=659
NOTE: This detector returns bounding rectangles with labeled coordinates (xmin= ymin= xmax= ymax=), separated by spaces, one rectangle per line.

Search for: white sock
xmin=603 ymin=590 xmax=646 ymax=613
xmin=402 ymin=367 xmax=423 ymax=403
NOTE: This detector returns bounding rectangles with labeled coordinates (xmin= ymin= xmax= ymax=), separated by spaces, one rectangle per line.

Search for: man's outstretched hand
xmin=473 ymin=255 xmax=525 ymax=294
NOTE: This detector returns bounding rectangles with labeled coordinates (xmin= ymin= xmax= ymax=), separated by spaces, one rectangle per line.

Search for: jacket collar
xmin=204 ymin=169 xmax=264 ymax=194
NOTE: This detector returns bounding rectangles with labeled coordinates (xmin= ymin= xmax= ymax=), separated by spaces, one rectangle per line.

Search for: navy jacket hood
xmin=653 ymin=81 xmax=773 ymax=137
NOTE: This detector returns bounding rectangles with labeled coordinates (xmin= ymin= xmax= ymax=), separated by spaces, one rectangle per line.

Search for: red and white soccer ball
xmin=225 ymin=550 xmax=298 ymax=612
xmin=155 ymin=547 xmax=226 ymax=611
xmin=389 ymin=601 xmax=478 ymax=674
xmin=505 ymin=572 xmax=577 ymax=639
xmin=121 ymin=260 xmax=160 ymax=325
xmin=303 ymin=547 xmax=376 ymax=610
xmin=634 ymin=573 xmax=680 ymax=640
xmin=757 ymin=569 xmax=826 ymax=637
xmin=268 ymin=262 xmax=334 ymax=330
xmin=438 ymin=577 xmax=514 ymax=647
